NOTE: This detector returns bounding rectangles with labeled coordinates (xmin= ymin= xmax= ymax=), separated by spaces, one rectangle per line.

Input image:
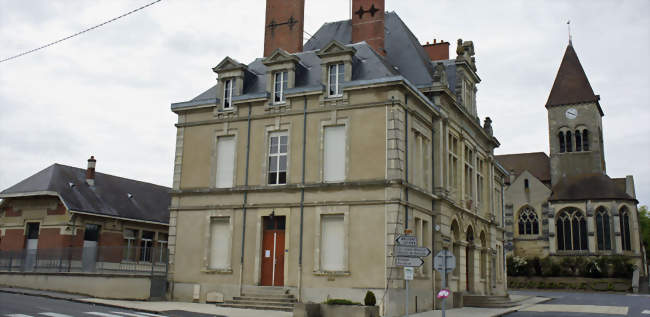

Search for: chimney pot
xmin=434 ymin=39 xmax=437 ymax=44
xmin=86 ymin=156 xmax=96 ymax=186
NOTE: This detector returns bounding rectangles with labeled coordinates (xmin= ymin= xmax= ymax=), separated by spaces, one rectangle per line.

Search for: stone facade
xmin=168 ymin=2 xmax=507 ymax=315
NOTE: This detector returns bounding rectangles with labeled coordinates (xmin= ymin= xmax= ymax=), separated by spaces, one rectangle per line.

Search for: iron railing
xmin=0 ymin=246 xmax=167 ymax=276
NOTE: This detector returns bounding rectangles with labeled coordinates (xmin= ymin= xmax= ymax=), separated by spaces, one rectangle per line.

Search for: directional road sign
xmin=434 ymin=250 xmax=456 ymax=272
xmin=395 ymin=235 xmax=417 ymax=246
xmin=395 ymin=245 xmax=431 ymax=257
xmin=404 ymin=267 xmax=414 ymax=280
xmin=395 ymin=256 xmax=424 ymax=267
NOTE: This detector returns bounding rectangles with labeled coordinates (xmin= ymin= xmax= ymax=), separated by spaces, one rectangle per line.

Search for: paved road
xmin=506 ymin=290 xmax=650 ymax=317
xmin=0 ymin=292 xmax=160 ymax=317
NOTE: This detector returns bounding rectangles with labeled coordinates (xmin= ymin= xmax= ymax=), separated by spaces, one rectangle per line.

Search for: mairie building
xmin=168 ymin=0 xmax=508 ymax=314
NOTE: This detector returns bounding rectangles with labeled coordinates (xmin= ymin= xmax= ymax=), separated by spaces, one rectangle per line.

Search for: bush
xmin=364 ymin=291 xmax=376 ymax=306
xmin=530 ymin=257 xmax=543 ymax=276
xmin=537 ymin=281 xmax=546 ymax=289
xmin=324 ymin=299 xmax=361 ymax=305
xmin=507 ymin=256 xmax=530 ymax=277
xmin=609 ymin=255 xmax=634 ymax=278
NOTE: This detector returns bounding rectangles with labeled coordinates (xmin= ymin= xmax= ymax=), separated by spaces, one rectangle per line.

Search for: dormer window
xmin=273 ymin=71 xmax=288 ymax=104
xmin=328 ymin=63 xmax=344 ymax=97
xmin=223 ymin=78 xmax=234 ymax=110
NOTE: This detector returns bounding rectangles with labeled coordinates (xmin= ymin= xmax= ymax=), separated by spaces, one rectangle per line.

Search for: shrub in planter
xmin=364 ymin=291 xmax=376 ymax=306
xmin=325 ymin=299 xmax=361 ymax=305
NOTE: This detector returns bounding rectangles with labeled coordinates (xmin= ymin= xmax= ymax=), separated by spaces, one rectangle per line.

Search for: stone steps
xmin=217 ymin=290 xmax=297 ymax=312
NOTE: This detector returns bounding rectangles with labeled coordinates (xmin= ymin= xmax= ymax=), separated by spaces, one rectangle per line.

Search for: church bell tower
xmin=546 ymin=43 xmax=606 ymax=186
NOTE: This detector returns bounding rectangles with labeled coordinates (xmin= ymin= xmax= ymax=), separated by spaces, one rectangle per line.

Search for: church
xmin=496 ymin=41 xmax=646 ymax=274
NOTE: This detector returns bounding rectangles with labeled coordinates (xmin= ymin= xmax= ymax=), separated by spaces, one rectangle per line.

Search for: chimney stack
xmin=86 ymin=156 xmax=96 ymax=186
xmin=422 ymin=39 xmax=450 ymax=61
xmin=264 ymin=0 xmax=305 ymax=57
xmin=351 ymin=0 xmax=385 ymax=56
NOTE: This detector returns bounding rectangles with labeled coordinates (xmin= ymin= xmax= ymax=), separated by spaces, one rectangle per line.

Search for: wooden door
xmin=261 ymin=216 xmax=285 ymax=286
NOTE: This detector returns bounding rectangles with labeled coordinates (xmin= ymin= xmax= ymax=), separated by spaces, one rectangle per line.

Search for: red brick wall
xmin=352 ymin=0 xmax=385 ymax=55
xmin=263 ymin=0 xmax=305 ymax=56
xmin=47 ymin=202 xmax=66 ymax=215
xmin=422 ymin=42 xmax=450 ymax=61
xmin=37 ymin=228 xmax=67 ymax=250
xmin=0 ymin=229 xmax=25 ymax=251
xmin=99 ymin=232 xmax=124 ymax=262
xmin=3 ymin=206 xmax=22 ymax=217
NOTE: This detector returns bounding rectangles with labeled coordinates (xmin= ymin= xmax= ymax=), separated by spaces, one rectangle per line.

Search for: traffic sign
xmin=404 ymin=267 xmax=414 ymax=280
xmin=434 ymin=250 xmax=456 ymax=272
xmin=436 ymin=289 xmax=450 ymax=299
xmin=395 ymin=235 xmax=417 ymax=246
xmin=395 ymin=256 xmax=424 ymax=267
xmin=395 ymin=245 xmax=431 ymax=257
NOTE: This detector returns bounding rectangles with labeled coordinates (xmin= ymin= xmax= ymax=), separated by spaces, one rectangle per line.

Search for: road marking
xmin=132 ymin=314 xmax=165 ymax=317
xmin=641 ymin=310 xmax=650 ymax=315
xmin=110 ymin=313 xmax=151 ymax=317
xmin=39 ymin=313 xmax=73 ymax=317
xmin=6 ymin=314 xmax=33 ymax=317
xmin=521 ymin=304 xmax=628 ymax=315
xmin=85 ymin=313 xmax=125 ymax=317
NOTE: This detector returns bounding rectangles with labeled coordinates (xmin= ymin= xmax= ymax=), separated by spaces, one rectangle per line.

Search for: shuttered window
xmin=320 ymin=214 xmax=345 ymax=271
xmin=209 ymin=217 xmax=231 ymax=270
xmin=324 ymin=126 xmax=346 ymax=182
xmin=216 ymin=136 xmax=235 ymax=188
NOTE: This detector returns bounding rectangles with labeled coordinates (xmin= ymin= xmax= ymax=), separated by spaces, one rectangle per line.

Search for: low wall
xmin=508 ymin=276 xmax=631 ymax=292
xmin=0 ymin=272 xmax=151 ymax=300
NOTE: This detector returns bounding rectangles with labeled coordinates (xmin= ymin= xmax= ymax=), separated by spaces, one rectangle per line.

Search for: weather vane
xmin=567 ymin=20 xmax=572 ymax=45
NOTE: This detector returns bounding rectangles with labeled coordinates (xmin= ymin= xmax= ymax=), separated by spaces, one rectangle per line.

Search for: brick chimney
xmin=86 ymin=156 xmax=96 ymax=186
xmin=423 ymin=39 xmax=450 ymax=61
xmin=263 ymin=0 xmax=305 ymax=57
xmin=351 ymin=0 xmax=385 ymax=56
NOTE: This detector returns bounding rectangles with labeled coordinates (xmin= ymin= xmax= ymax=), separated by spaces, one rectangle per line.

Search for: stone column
xmin=548 ymin=203 xmax=556 ymax=254
xmin=586 ymin=201 xmax=596 ymax=253
xmin=459 ymin=242 xmax=467 ymax=292
xmin=612 ymin=201 xmax=622 ymax=253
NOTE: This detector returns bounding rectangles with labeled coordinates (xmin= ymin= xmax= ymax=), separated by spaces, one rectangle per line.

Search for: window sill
xmin=313 ymin=270 xmax=350 ymax=276
xmin=202 ymin=268 xmax=233 ymax=274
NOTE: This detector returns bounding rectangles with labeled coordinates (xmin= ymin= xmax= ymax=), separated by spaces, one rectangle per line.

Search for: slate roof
xmin=173 ymin=12 xmax=455 ymax=111
xmin=549 ymin=173 xmax=635 ymax=202
xmin=495 ymin=152 xmax=551 ymax=184
xmin=0 ymin=164 xmax=170 ymax=224
xmin=546 ymin=44 xmax=600 ymax=109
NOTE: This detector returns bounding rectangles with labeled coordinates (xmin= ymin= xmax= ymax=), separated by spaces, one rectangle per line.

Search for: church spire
xmin=545 ymin=44 xmax=600 ymax=110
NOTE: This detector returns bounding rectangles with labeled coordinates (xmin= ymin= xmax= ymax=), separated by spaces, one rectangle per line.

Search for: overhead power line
xmin=0 ymin=0 xmax=163 ymax=64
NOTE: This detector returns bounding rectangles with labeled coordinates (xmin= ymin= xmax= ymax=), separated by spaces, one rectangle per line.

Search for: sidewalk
xmin=410 ymin=295 xmax=552 ymax=317
xmin=0 ymin=286 xmax=549 ymax=317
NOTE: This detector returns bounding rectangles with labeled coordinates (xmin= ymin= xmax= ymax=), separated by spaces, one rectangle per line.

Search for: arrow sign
xmin=395 ymin=245 xmax=431 ymax=257
xmin=395 ymin=235 xmax=417 ymax=246
xmin=395 ymin=256 xmax=424 ymax=267
xmin=434 ymin=250 xmax=456 ymax=272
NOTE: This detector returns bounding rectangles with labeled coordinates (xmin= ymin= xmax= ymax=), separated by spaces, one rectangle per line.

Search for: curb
xmin=493 ymin=297 xmax=553 ymax=317
xmin=0 ymin=288 xmax=165 ymax=315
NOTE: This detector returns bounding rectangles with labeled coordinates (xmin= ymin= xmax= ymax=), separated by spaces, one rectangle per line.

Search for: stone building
xmin=496 ymin=42 xmax=645 ymax=273
xmin=0 ymin=157 xmax=170 ymax=269
xmin=168 ymin=0 xmax=508 ymax=314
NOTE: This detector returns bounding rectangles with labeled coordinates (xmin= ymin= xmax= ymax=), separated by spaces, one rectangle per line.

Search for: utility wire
xmin=0 ymin=0 xmax=163 ymax=64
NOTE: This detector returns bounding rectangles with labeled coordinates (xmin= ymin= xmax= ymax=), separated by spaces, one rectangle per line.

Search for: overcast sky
xmin=0 ymin=0 xmax=648 ymax=206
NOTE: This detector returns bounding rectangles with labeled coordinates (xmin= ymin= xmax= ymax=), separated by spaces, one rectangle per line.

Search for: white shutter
xmin=321 ymin=214 xmax=345 ymax=271
xmin=216 ymin=136 xmax=235 ymax=188
xmin=209 ymin=218 xmax=231 ymax=269
xmin=324 ymin=126 xmax=345 ymax=182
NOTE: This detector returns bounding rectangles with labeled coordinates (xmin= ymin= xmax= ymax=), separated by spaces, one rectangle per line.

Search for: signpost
xmin=394 ymin=234 xmax=431 ymax=317
xmin=433 ymin=250 xmax=456 ymax=317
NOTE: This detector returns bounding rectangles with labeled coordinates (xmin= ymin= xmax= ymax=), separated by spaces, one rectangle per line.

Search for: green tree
xmin=639 ymin=205 xmax=650 ymax=251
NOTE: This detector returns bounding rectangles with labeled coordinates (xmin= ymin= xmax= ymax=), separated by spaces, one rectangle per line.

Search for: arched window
xmin=595 ymin=207 xmax=611 ymax=250
xmin=575 ymin=130 xmax=582 ymax=151
xmin=556 ymin=208 xmax=588 ymax=251
xmin=518 ymin=207 xmax=539 ymax=235
xmin=566 ymin=131 xmax=573 ymax=152
xmin=620 ymin=207 xmax=631 ymax=251
xmin=582 ymin=130 xmax=589 ymax=151
xmin=559 ymin=132 xmax=566 ymax=153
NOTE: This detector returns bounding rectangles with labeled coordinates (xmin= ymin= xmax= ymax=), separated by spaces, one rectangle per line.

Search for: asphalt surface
xmin=0 ymin=293 xmax=222 ymax=317
xmin=506 ymin=290 xmax=650 ymax=317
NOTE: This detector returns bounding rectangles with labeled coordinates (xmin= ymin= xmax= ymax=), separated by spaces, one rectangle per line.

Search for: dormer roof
xmin=212 ymin=56 xmax=248 ymax=73
xmin=545 ymin=44 xmax=600 ymax=110
xmin=262 ymin=48 xmax=300 ymax=66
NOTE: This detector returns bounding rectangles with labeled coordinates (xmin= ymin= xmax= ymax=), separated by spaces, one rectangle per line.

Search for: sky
xmin=0 ymin=0 xmax=648 ymax=206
